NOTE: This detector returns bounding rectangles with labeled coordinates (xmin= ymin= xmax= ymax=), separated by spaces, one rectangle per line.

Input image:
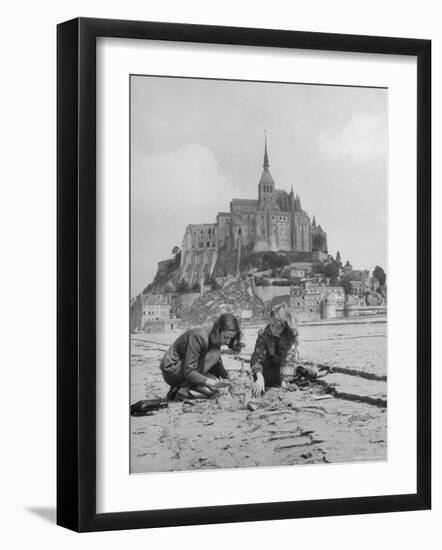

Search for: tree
xmin=255 ymin=277 xmax=270 ymax=286
xmin=163 ymin=281 xmax=176 ymax=293
xmin=373 ymin=265 xmax=386 ymax=286
xmin=324 ymin=261 xmax=340 ymax=279
xmin=176 ymin=280 xmax=189 ymax=293
xmin=347 ymin=270 xmax=362 ymax=281
xmin=262 ymin=252 xmax=289 ymax=269
xmin=312 ymin=233 xmax=326 ymax=251
xmin=205 ymin=276 xmax=221 ymax=291
xmin=312 ymin=262 xmax=325 ymax=274
xmin=340 ymin=276 xmax=353 ymax=295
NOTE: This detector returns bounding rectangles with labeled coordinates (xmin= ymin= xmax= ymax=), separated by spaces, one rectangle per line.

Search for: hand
xmin=252 ymin=373 xmax=265 ymax=397
xmin=281 ymin=380 xmax=297 ymax=392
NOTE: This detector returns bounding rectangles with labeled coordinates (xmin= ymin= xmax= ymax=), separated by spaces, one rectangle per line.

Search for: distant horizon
xmin=131 ymin=75 xmax=387 ymax=298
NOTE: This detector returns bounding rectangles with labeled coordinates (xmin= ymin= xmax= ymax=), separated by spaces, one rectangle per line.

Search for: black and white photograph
xmin=0 ymin=0 xmax=436 ymax=542
xmin=130 ymin=75 xmax=388 ymax=473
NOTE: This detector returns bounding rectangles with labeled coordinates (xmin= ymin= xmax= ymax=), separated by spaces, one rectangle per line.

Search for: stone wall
xmin=179 ymin=248 xmax=218 ymax=286
xmin=130 ymin=296 xmax=142 ymax=332
xmin=253 ymin=285 xmax=291 ymax=303
xmin=142 ymin=319 xmax=173 ymax=334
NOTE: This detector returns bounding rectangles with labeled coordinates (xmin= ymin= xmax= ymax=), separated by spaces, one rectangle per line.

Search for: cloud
xmin=131 ymin=144 xmax=235 ymax=295
xmin=318 ymin=112 xmax=387 ymax=163
xmin=132 ymin=143 xmax=235 ymax=215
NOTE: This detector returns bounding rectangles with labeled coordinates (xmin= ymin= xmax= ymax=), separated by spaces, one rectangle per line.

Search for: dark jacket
xmin=250 ymin=325 xmax=299 ymax=382
xmin=160 ymin=327 xmax=229 ymax=387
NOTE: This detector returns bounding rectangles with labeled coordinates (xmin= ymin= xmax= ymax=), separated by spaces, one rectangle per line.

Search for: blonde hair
xmin=270 ymin=302 xmax=298 ymax=332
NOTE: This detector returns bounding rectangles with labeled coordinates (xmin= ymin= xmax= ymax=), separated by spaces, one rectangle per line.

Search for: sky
xmin=131 ymin=75 xmax=387 ymax=297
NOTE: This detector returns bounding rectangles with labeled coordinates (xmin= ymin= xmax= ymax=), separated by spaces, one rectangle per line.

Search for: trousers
xmin=261 ymin=358 xmax=282 ymax=387
xmin=160 ymin=347 xmax=221 ymax=388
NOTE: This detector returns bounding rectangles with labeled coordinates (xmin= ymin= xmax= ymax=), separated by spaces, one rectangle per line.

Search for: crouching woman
xmin=250 ymin=303 xmax=299 ymax=396
xmin=160 ymin=313 xmax=242 ymax=400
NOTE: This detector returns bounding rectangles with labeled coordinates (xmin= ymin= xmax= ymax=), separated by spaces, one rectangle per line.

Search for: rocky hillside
xmin=142 ymin=253 xmax=181 ymax=294
xmin=144 ymin=248 xmax=314 ymax=294
xmin=180 ymin=277 xmax=267 ymax=325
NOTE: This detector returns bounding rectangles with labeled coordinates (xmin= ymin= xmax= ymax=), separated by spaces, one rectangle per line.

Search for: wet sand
xmin=131 ymin=319 xmax=387 ymax=473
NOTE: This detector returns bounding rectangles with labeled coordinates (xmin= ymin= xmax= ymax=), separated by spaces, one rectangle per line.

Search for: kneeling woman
xmin=251 ymin=303 xmax=299 ymax=396
xmin=160 ymin=313 xmax=242 ymax=400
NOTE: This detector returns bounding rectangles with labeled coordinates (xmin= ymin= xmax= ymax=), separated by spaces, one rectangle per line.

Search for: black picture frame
xmin=57 ymin=17 xmax=431 ymax=532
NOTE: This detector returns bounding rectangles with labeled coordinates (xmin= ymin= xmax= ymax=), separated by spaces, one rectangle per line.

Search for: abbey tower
xmin=180 ymin=136 xmax=328 ymax=284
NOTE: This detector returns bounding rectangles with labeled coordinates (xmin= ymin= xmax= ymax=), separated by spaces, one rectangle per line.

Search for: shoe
xmin=166 ymin=386 xmax=179 ymax=401
xmin=130 ymin=399 xmax=168 ymax=416
xmin=174 ymin=387 xmax=191 ymax=401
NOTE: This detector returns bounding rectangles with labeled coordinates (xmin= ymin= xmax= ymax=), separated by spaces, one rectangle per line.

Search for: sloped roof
xmin=142 ymin=294 xmax=171 ymax=306
xmin=231 ymin=199 xmax=259 ymax=206
xmin=259 ymin=168 xmax=275 ymax=187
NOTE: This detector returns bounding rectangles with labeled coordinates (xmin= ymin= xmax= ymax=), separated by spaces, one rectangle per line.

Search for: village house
xmin=289 ymin=286 xmax=322 ymax=321
xmin=130 ymin=294 xmax=176 ymax=333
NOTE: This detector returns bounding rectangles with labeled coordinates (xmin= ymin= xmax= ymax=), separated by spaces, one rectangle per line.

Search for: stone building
xmin=325 ymin=286 xmax=346 ymax=308
xmin=130 ymin=294 xmax=174 ymax=333
xmin=289 ymin=286 xmax=322 ymax=321
xmin=342 ymin=260 xmax=353 ymax=275
xmin=172 ymin=292 xmax=201 ymax=318
xmin=179 ymin=136 xmax=328 ymax=285
xmin=290 ymin=267 xmax=305 ymax=278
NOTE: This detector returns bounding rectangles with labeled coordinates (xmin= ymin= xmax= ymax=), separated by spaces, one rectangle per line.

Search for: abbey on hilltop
xmin=179 ymin=135 xmax=328 ymax=284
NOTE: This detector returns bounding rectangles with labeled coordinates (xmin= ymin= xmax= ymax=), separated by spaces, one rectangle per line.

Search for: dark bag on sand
xmin=296 ymin=365 xmax=318 ymax=382
xmin=130 ymin=399 xmax=168 ymax=416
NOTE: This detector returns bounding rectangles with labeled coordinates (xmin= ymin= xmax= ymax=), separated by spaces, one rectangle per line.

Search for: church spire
xmin=263 ymin=130 xmax=269 ymax=169
xmin=258 ymin=130 xmax=275 ymax=206
xmin=289 ymin=185 xmax=295 ymax=210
